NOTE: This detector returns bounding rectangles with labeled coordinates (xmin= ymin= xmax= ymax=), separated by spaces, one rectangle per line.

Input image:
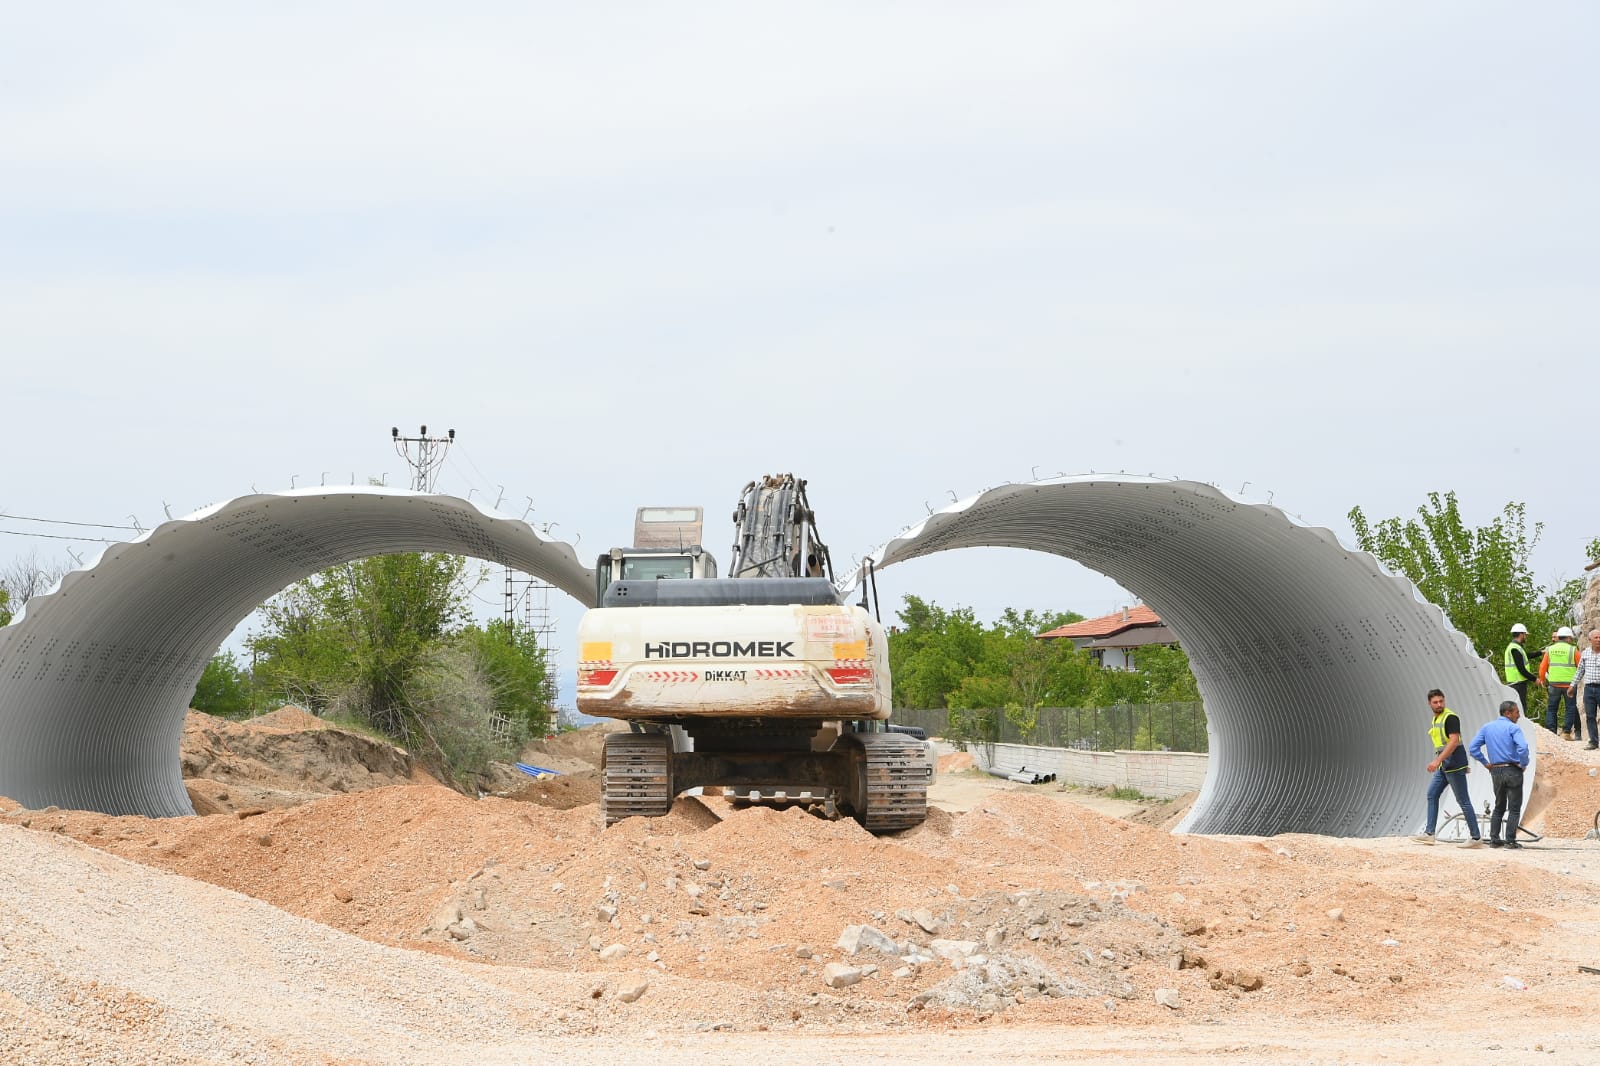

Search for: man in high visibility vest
xmin=1412 ymin=688 xmax=1483 ymax=847
xmin=1504 ymin=623 xmax=1537 ymax=711
xmin=1540 ymin=626 xmax=1580 ymax=738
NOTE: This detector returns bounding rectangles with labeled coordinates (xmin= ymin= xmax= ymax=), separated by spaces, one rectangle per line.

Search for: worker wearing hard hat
xmin=1503 ymin=623 xmax=1538 ymax=712
xmin=1539 ymin=626 xmax=1581 ymax=738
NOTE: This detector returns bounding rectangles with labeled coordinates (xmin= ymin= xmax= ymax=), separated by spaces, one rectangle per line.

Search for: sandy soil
xmin=1 ymin=713 xmax=1598 ymax=1064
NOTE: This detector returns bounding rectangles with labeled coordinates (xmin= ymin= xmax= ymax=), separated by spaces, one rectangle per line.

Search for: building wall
xmin=971 ymin=741 xmax=1208 ymax=799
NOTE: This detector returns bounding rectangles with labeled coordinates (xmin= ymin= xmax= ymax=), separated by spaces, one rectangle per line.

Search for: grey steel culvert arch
xmin=0 ymin=488 xmax=595 ymax=817
xmin=844 ymin=475 xmax=1528 ymax=837
xmin=0 ymin=476 xmax=1527 ymax=835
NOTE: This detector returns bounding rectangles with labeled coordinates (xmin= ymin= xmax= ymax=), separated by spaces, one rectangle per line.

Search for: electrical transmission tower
xmin=390 ymin=425 xmax=455 ymax=492
xmin=504 ymin=569 xmax=560 ymax=713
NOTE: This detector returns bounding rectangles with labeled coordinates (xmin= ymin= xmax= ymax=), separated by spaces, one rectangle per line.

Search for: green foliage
xmin=1003 ymin=701 xmax=1039 ymax=743
xmin=404 ymin=641 xmax=526 ymax=790
xmin=1132 ymin=645 xmax=1202 ymax=703
xmin=0 ymin=586 xmax=10 ymax=627
xmin=889 ymin=595 xmax=1203 ymax=718
xmin=191 ymin=652 xmax=252 ymax=718
xmin=1348 ymin=492 xmax=1583 ymax=660
xmin=945 ymin=706 xmax=998 ymax=748
xmin=892 ymin=595 xmax=1096 ymax=711
xmin=246 ymin=553 xmax=548 ymax=787
xmin=453 ymin=619 xmax=552 ymax=737
xmin=248 ymin=553 xmax=474 ymax=730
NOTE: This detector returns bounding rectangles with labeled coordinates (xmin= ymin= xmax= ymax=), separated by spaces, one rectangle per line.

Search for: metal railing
xmin=891 ymin=701 xmax=1208 ymax=753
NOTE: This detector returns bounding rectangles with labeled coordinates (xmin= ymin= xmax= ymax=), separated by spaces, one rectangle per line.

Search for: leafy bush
xmin=191 ymin=652 xmax=252 ymax=718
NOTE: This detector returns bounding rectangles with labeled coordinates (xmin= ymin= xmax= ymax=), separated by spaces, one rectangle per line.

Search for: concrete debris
xmin=822 ymin=963 xmax=863 ymax=989
xmin=446 ymin=917 xmax=476 ymax=941
xmin=430 ymin=900 xmax=462 ymax=933
xmin=836 ymin=924 xmax=902 ymax=957
xmin=930 ymin=939 xmax=980 ymax=965
xmin=1155 ymin=988 xmax=1181 ymax=1009
xmin=617 ymin=977 xmax=649 ymax=1003
xmin=598 ymin=944 xmax=628 ymax=961
xmin=910 ymin=953 xmax=1084 ymax=1012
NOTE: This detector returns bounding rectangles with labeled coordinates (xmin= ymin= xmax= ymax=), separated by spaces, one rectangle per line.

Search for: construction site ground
xmin=3 ymin=712 xmax=1599 ymax=1065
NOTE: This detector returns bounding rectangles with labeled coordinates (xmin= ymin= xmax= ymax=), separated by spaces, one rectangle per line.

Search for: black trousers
xmin=1510 ymin=680 xmax=1528 ymax=712
xmin=1490 ymin=765 xmax=1525 ymax=843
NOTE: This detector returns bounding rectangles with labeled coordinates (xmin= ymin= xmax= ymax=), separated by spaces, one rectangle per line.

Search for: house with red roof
xmin=1037 ymin=604 xmax=1176 ymax=671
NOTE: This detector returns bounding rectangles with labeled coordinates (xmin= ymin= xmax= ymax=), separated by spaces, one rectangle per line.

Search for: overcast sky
xmin=2 ymin=3 xmax=1595 ymax=704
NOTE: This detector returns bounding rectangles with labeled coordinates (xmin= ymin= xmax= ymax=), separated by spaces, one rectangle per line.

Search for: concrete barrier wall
xmin=971 ymin=742 xmax=1208 ymax=799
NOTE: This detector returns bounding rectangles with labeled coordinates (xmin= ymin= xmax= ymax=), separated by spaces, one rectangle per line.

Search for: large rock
xmin=823 ymin=963 xmax=864 ymax=989
xmin=1580 ymin=576 xmax=1600 ymax=638
xmin=836 ymin=924 xmax=902 ymax=957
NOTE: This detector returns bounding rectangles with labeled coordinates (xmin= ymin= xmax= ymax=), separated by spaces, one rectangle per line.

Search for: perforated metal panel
xmin=0 ymin=488 xmax=595 ymax=817
xmin=841 ymin=475 xmax=1527 ymax=838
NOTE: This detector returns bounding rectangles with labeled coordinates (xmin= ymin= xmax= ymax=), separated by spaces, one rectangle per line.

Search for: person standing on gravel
xmin=1540 ymin=627 xmax=1581 ymax=739
xmin=1503 ymin=623 xmax=1538 ymax=712
xmin=1571 ymin=629 xmax=1600 ymax=750
xmin=1467 ymin=701 xmax=1530 ymax=849
xmin=1412 ymin=689 xmax=1482 ymax=848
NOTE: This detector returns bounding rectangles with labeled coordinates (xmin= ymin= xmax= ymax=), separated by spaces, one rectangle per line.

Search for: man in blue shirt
xmin=1467 ymin=700 xmax=1531 ymax=849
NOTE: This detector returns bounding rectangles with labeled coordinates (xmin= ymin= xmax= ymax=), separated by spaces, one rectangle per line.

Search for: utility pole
xmin=390 ymin=425 xmax=455 ymax=492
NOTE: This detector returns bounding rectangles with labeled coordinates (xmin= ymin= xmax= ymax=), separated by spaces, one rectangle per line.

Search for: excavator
xmin=575 ymin=474 xmax=930 ymax=833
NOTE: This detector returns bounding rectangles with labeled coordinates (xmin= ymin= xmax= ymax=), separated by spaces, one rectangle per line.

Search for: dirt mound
xmin=180 ymin=709 xmax=412 ymax=813
xmin=936 ymin=751 xmax=974 ymax=773
xmin=516 ymin=722 xmax=624 ymax=774
xmin=1525 ymin=727 xmax=1600 ymax=837
xmin=1125 ymin=790 xmax=1198 ymax=830
xmin=247 ymin=704 xmax=330 ymax=732
xmin=501 ymin=768 xmax=604 ymax=810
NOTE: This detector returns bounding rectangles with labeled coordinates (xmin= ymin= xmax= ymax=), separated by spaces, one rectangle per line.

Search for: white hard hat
xmin=1557 ymin=626 xmax=1575 ymax=639
xmin=1510 ymin=623 xmax=1528 ymax=634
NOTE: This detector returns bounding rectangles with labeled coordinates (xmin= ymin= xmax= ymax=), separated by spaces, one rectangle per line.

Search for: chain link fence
xmin=891 ymin=702 xmax=1208 ymax=753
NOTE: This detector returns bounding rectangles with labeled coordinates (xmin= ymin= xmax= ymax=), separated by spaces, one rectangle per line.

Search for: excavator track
xmin=851 ymin=733 xmax=930 ymax=832
xmin=602 ymin=732 xmax=675 ymax=826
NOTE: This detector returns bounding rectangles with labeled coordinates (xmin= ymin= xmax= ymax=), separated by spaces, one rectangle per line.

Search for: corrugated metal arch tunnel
xmin=0 ymin=488 xmax=597 ymax=817
xmin=0 ymin=477 xmax=1523 ymax=835
xmin=849 ymin=476 xmax=1524 ymax=837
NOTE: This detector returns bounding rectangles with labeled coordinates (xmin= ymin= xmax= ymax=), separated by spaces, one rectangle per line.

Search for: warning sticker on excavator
xmin=580 ymin=642 xmax=613 ymax=663
xmin=831 ymin=640 xmax=866 ymax=660
xmin=805 ymin=614 xmax=854 ymax=639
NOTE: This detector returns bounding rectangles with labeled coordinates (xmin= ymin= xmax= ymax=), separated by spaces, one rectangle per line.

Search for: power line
xmin=0 ymin=528 xmax=116 ymax=543
xmin=0 ymin=512 xmax=136 ymax=531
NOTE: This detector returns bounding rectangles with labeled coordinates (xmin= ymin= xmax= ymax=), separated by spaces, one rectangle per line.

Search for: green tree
xmin=888 ymin=595 xmax=990 ymax=709
xmin=1135 ymin=644 xmax=1202 ymax=702
xmin=244 ymin=552 xmax=548 ymax=786
xmin=0 ymin=586 xmax=10 ymax=627
xmin=454 ymin=619 xmax=552 ymax=737
xmin=248 ymin=552 xmax=474 ymax=734
xmin=191 ymin=651 xmax=252 ymax=717
xmin=1348 ymin=492 xmax=1582 ymax=660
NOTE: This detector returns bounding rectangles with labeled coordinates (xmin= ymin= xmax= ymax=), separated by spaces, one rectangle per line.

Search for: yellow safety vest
xmin=1504 ymin=642 xmax=1527 ymax=683
xmin=1430 ymin=709 xmax=1466 ymax=773
xmin=1547 ymin=641 xmax=1578 ymax=686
